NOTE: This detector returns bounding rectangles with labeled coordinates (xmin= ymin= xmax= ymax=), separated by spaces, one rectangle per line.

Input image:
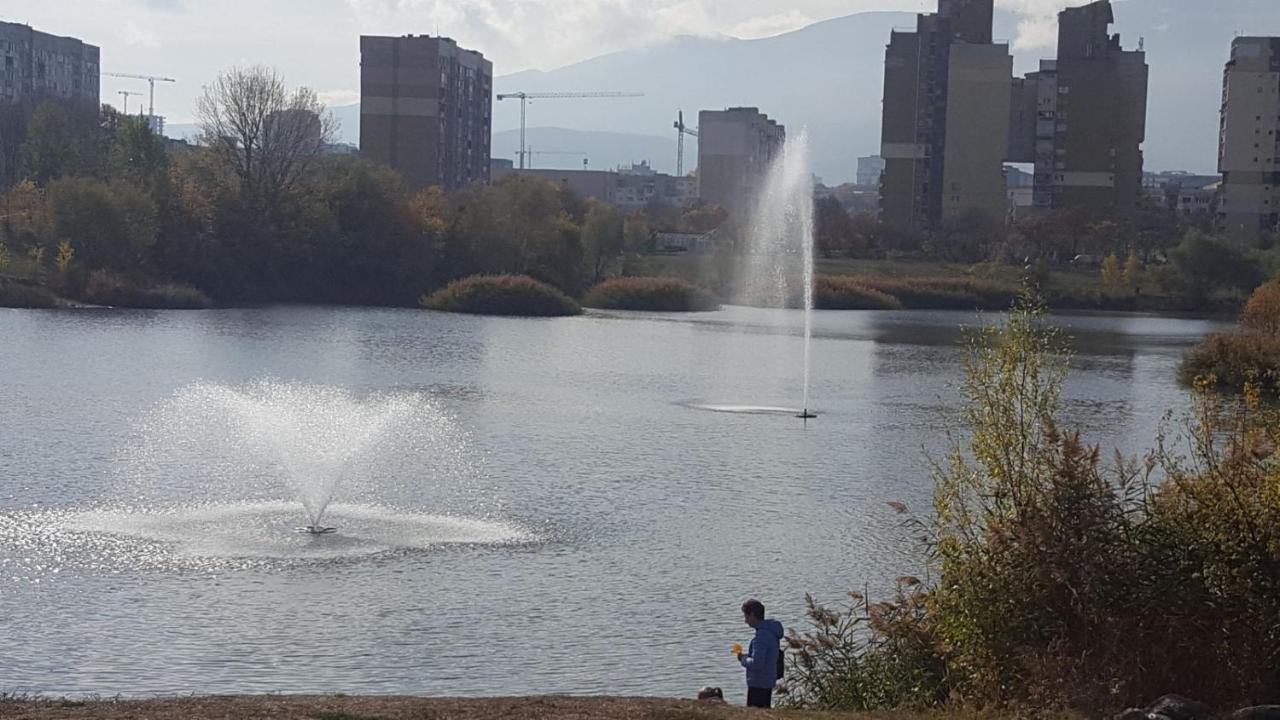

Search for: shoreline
xmin=0 ymin=694 xmax=1038 ymax=719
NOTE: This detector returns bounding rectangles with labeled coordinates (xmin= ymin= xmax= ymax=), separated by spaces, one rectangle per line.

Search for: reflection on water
xmin=0 ymin=305 xmax=1228 ymax=698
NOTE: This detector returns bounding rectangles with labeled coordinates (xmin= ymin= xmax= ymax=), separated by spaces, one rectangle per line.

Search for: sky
xmin=4 ymin=0 xmax=1094 ymax=124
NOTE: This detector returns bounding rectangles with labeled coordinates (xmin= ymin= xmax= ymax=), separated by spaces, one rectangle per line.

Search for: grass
xmin=0 ymin=277 xmax=59 ymax=308
xmin=584 ymin=276 xmax=721 ymax=312
xmin=0 ymin=694 xmax=1078 ymax=719
xmin=421 ymin=274 xmax=582 ymax=317
xmin=81 ymin=270 xmax=212 ymax=309
xmin=813 ymin=275 xmax=902 ymax=310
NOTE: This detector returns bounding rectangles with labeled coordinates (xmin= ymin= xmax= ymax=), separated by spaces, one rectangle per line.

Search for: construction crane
xmin=103 ymin=72 xmax=177 ymax=123
xmin=496 ymin=91 xmax=643 ymax=169
xmin=117 ymin=90 xmax=142 ymax=115
xmin=673 ymin=109 xmax=699 ymax=177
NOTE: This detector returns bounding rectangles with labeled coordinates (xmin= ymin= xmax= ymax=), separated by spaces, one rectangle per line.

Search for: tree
xmin=814 ymin=195 xmax=855 ymax=258
xmin=110 ymin=115 xmax=169 ymax=194
xmin=46 ymin=177 xmax=158 ymax=272
xmin=19 ymin=100 xmax=104 ymax=185
xmin=197 ymin=66 xmax=336 ymax=217
xmin=1122 ymin=250 xmax=1142 ymax=288
xmin=581 ymin=201 xmax=624 ymax=285
xmin=1100 ymin=252 xmax=1122 ymax=287
xmin=679 ymin=203 xmax=727 ymax=234
xmin=1169 ymin=229 xmax=1265 ymax=302
xmin=1241 ymin=282 xmax=1280 ymax=335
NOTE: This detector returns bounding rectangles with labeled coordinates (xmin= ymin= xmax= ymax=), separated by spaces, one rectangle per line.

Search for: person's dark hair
xmin=697 ymin=686 xmax=724 ymax=701
xmin=742 ymin=598 xmax=765 ymax=619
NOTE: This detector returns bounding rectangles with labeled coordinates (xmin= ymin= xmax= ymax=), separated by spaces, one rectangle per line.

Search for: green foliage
xmin=109 ymin=115 xmax=169 ymax=193
xmin=582 ymin=202 xmax=625 ymax=285
xmin=421 ymin=274 xmax=581 ymax=317
xmin=1170 ymin=229 xmax=1265 ymax=301
xmin=46 ymin=177 xmax=158 ymax=272
xmin=82 ymin=270 xmax=211 ymax=309
xmin=19 ymin=100 xmax=104 ymax=185
xmin=813 ymin=275 xmax=903 ymax=310
xmin=0 ymin=278 xmax=58 ymax=308
xmin=583 ymin=276 xmax=720 ymax=312
xmin=789 ymin=297 xmax=1280 ymax=713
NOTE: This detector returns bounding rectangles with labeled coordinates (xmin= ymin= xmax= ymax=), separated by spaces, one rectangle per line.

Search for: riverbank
xmin=0 ymin=695 xmax=1071 ymax=719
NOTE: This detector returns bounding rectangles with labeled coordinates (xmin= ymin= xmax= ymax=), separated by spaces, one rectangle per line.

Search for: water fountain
xmin=0 ymin=381 xmax=533 ymax=569
xmin=735 ymin=131 xmax=818 ymax=419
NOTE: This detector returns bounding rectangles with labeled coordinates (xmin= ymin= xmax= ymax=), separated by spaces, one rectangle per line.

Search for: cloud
xmin=119 ymin=20 xmax=161 ymax=48
xmin=995 ymin=0 xmax=1097 ymax=50
xmin=730 ymin=10 xmax=815 ymax=39
xmin=318 ymin=89 xmax=361 ymax=107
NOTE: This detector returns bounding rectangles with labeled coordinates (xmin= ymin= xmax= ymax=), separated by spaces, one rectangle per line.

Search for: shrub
xmin=813 ymin=275 xmax=903 ymax=310
xmin=420 ymin=274 xmax=581 ymax=317
xmin=82 ymin=270 xmax=211 ymax=309
xmin=1179 ymin=332 xmax=1280 ymax=394
xmin=1241 ymin=281 xmax=1280 ymax=335
xmin=787 ymin=296 xmax=1280 ymax=714
xmin=853 ymin=276 xmax=1017 ymax=310
xmin=583 ymin=276 xmax=719 ymax=312
xmin=0 ymin=279 xmax=58 ymax=308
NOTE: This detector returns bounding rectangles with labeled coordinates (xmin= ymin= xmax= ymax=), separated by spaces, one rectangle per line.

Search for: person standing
xmin=737 ymin=598 xmax=784 ymax=708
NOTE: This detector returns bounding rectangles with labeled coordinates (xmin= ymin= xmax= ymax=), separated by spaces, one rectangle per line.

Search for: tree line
xmin=0 ymin=66 xmax=725 ymax=307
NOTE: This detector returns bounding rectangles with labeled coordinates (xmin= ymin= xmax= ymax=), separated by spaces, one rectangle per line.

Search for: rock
xmin=1229 ymin=707 xmax=1280 ymax=720
xmin=1146 ymin=694 xmax=1211 ymax=720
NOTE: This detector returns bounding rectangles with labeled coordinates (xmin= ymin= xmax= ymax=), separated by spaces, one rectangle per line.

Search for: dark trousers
xmin=746 ymin=686 xmax=773 ymax=708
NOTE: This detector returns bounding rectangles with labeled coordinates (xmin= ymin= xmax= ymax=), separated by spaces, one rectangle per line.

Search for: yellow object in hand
xmin=731 ymin=642 xmax=743 ymax=656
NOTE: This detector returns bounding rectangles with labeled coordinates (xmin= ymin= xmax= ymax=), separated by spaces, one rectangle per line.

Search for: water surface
xmin=0 ymin=305 xmax=1226 ymax=697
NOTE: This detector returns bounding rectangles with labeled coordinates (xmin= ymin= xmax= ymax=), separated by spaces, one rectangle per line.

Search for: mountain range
xmin=168 ymin=0 xmax=1280 ymax=183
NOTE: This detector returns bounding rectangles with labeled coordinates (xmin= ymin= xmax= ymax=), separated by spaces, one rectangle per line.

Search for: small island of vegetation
xmin=421 ymin=274 xmax=582 ymax=317
xmin=583 ymin=276 xmax=720 ymax=312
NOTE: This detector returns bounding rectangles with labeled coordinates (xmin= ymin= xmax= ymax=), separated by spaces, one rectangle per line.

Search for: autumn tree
xmin=197 ymin=66 xmax=336 ymax=216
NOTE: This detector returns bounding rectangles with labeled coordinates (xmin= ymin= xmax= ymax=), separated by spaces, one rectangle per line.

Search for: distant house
xmin=654 ymin=231 xmax=716 ymax=254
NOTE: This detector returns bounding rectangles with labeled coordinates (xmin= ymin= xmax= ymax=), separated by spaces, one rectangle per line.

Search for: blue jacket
xmin=740 ymin=618 xmax=784 ymax=689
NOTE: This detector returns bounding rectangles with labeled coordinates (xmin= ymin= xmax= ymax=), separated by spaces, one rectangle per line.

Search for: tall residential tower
xmin=1218 ymin=37 xmax=1280 ymax=244
xmin=360 ymin=34 xmax=492 ymax=190
xmin=0 ymin=21 xmax=99 ymax=106
xmin=1009 ymin=0 xmax=1148 ymax=218
xmin=878 ymin=0 xmax=1012 ymax=232
xmin=696 ymin=107 xmax=786 ymax=219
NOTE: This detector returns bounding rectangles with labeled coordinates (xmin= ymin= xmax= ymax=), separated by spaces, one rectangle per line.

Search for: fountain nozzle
xmin=299 ymin=526 xmax=337 ymax=535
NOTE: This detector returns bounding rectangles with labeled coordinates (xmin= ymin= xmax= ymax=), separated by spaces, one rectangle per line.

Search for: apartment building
xmin=696 ymin=107 xmax=786 ymax=219
xmin=360 ymin=34 xmax=492 ymax=189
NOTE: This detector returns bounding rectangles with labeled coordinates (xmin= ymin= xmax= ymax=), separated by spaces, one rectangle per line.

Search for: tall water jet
xmin=738 ymin=131 xmax=817 ymax=419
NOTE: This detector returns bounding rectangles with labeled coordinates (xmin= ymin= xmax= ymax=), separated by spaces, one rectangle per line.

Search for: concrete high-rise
xmin=1218 ymin=37 xmax=1280 ymax=244
xmin=696 ymin=107 xmax=785 ymax=218
xmin=360 ymin=35 xmax=492 ymax=190
xmin=878 ymin=0 xmax=1012 ymax=232
xmin=0 ymin=21 xmax=99 ymax=106
xmin=1009 ymin=1 xmax=1148 ymax=218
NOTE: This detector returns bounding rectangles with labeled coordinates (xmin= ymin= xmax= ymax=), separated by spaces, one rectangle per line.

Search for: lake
xmin=0 ymin=305 xmax=1227 ymax=698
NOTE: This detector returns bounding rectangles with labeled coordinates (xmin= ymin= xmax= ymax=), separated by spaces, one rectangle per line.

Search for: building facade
xmin=1009 ymin=1 xmax=1148 ymax=218
xmin=696 ymin=107 xmax=785 ymax=218
xmin=0 ymin=21 xmax=99 ymax=106
xmin=878 ymin=0 xmax=1012 ymax=232
xmin=856 ymin=155 xmax=885 ymax=187
xmin=509 ymin=163 xmax=696 ymax=212
xmin=1218 ymin=37 xmax=1280 ymax=244
xmin=360 ymin=34 xmax=492 ymax=190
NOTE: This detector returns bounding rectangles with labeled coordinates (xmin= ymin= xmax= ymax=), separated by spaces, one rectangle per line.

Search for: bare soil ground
xmin=0 ymin=695 xmax=1042 ymax=720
